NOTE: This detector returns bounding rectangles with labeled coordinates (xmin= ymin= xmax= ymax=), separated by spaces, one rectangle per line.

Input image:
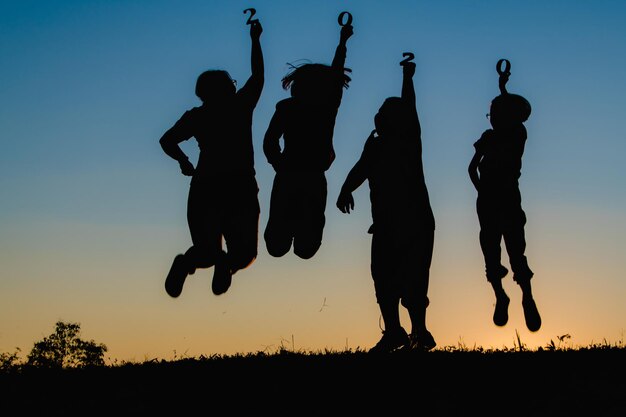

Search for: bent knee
xmin=184 ymin=247 xmax=217 ymax=269
xmin=293 ymin=242 xmax=321 ymax=260
xmin=229 ymin=250 xmax=257 ymax=272
xmin=264 ymin=234 xmax=292 ymax=258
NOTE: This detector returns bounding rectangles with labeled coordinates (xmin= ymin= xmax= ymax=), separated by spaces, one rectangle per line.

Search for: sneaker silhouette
xmin=493 ymin=294 xmax=510 ymax=326
xmin=165 ymin=254 xmax=188 ymax=298
xmin=368 ymin=327 xmax=409 ymax=354
xmin=212 ymin=261 xmax=232 ymax=295
xmin=406 ymin=330 xmax=437 ymax=351
xmin=522 ymin=298 xmax=541 ymax=332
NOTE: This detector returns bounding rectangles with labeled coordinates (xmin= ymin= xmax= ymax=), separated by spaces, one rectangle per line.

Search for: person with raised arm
xmin=468 ymin=59 xmax=541 ymax=332
xmin=263 ymin=13 xmax=353 ymax=260
xmin=337 ymin=54 xmax=436 ymax=353
xmin=160 ymin=16 xmax=264 ymax=298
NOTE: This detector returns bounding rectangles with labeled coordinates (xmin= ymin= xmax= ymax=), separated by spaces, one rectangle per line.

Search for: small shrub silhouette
xmin=26 ymin=321 xmax=107 ymax=368
xmin=0 ymin=348 xmax=22 ymax=371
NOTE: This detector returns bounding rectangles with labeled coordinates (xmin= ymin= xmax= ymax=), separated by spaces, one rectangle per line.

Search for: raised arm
xmin=401 ymin=61 xmax=416 ymax=106
xmin=238 ymin=20 xmax=264 ymax=104
xmin=498 ymin=72 xmax=509 ymax=95
xmin=331 ymin=23 xmax=353 ymax=71
xmin=400 ymin=60 xmax=421 ymax=140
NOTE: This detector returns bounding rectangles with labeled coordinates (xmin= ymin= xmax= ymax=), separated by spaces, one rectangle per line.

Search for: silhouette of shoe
xmin=522 ymin=298 xmax=541 ymax=332
xmin=368 ymin=327 xmax=409 ymax=354
xmin=165 ymin=254 xmax=188 ymax=298
xmin=493 ymin=294 xmax=510 ymax=326
xmin=406 ymin=330 xmax=437 ymax=351
xmin=212 ymin=261 xmax=232 ymax=295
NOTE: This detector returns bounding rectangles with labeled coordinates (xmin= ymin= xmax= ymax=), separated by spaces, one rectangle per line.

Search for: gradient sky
xmin=1 ymin=0 xmax=625 ymax=362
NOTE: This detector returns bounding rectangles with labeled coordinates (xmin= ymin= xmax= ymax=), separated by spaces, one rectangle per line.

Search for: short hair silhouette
xmin=374 ymin=96 xmax=412 ymax=138
xmin=195 ymin=70 xmax=236 ymax=102
xmin=490 ymin=93 xmax=531 ymax=126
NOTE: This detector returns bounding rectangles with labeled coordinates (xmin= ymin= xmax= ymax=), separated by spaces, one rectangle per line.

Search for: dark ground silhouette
xmin=2 ymin=348 xmax=624 ymax=416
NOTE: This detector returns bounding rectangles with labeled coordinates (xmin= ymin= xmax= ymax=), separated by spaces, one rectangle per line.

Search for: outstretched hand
xmin=340 ymin=24 xmax=353 ymax=43
xmin=250 ymin=20 xmax=262 ymax=39
xmin=402 ymin=61 xmax=416 ymax=77
xmin=179 ymin=159 xmax=195 ymax=176
xmin=336 ymin=190 xmax=355 ymax=214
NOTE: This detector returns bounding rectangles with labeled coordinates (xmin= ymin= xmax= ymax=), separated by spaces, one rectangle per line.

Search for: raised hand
xmin=497 ymin=58 xmax=511 ymax=94
xmin=250 ymin=20 xmax=262 ymax=40
xmin=402 ymin=61 xmax=416 ymax=78
xmin=340 ymin=23 xmax=353 ymax=44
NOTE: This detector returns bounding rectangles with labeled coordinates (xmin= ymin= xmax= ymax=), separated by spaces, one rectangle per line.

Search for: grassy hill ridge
xmin=2 ymin=346 xmax=624 ymax=416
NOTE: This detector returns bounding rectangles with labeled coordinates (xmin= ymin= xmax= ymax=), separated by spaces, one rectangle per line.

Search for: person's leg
xmin=503 ymin=205 xmax=541 ymax=331
xmin=224 ymin=196 xmax=260 ymax=274
xmin=165 ymin=179 xmax=221 ymax=297
xmin=216 ymin=177 xmax=261 ymax=295
xmin=368 ymin=230 xmax=408 ymax=353
xmin=400 ymin=228 xmax=436 ymax=350
xmin=185 ymin=179 xmax=222 ymax=270
xmin=477 ymin=197 xmax=510 ymax=325
xmin=293 ymin=173 xmax=326 ymax=260
xmin=264 ymin=173 xmax=294 ymax=258
xmin=478 ymin=199 xmax=508 ymax=283
xmin=503 ymin=206 xmax=533 ymax=286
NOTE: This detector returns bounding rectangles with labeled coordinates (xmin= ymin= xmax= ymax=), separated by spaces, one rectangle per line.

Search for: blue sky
xmin=1 ymin=0 xmax=625 ymax=360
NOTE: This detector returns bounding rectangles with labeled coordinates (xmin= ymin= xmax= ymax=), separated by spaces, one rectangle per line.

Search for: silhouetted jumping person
xmin=160 ymin=14 xmax=264 ymax=297
xmin=263 ymin=12 xmax=353 ymax=259
xmin=337 ymin=53 xmax=436 ymax=353
xmin=468 ymin=59 xmax=541 ymax=332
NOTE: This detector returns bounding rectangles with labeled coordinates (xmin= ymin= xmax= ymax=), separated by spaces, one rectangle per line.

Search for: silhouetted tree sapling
xmin=26 ymin=321 xmax=107 ymax=368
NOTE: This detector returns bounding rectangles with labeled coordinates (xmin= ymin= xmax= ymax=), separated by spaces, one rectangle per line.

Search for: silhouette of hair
xmin=195 ymin=70 xmax=236 ymax=102
xmin=490 ymin=93 xmax=531 ymax=124
xmin=374 ymin=97 xmax=411 ymax=137
xmin=281 ymin=63 xmax=351 ymax=99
